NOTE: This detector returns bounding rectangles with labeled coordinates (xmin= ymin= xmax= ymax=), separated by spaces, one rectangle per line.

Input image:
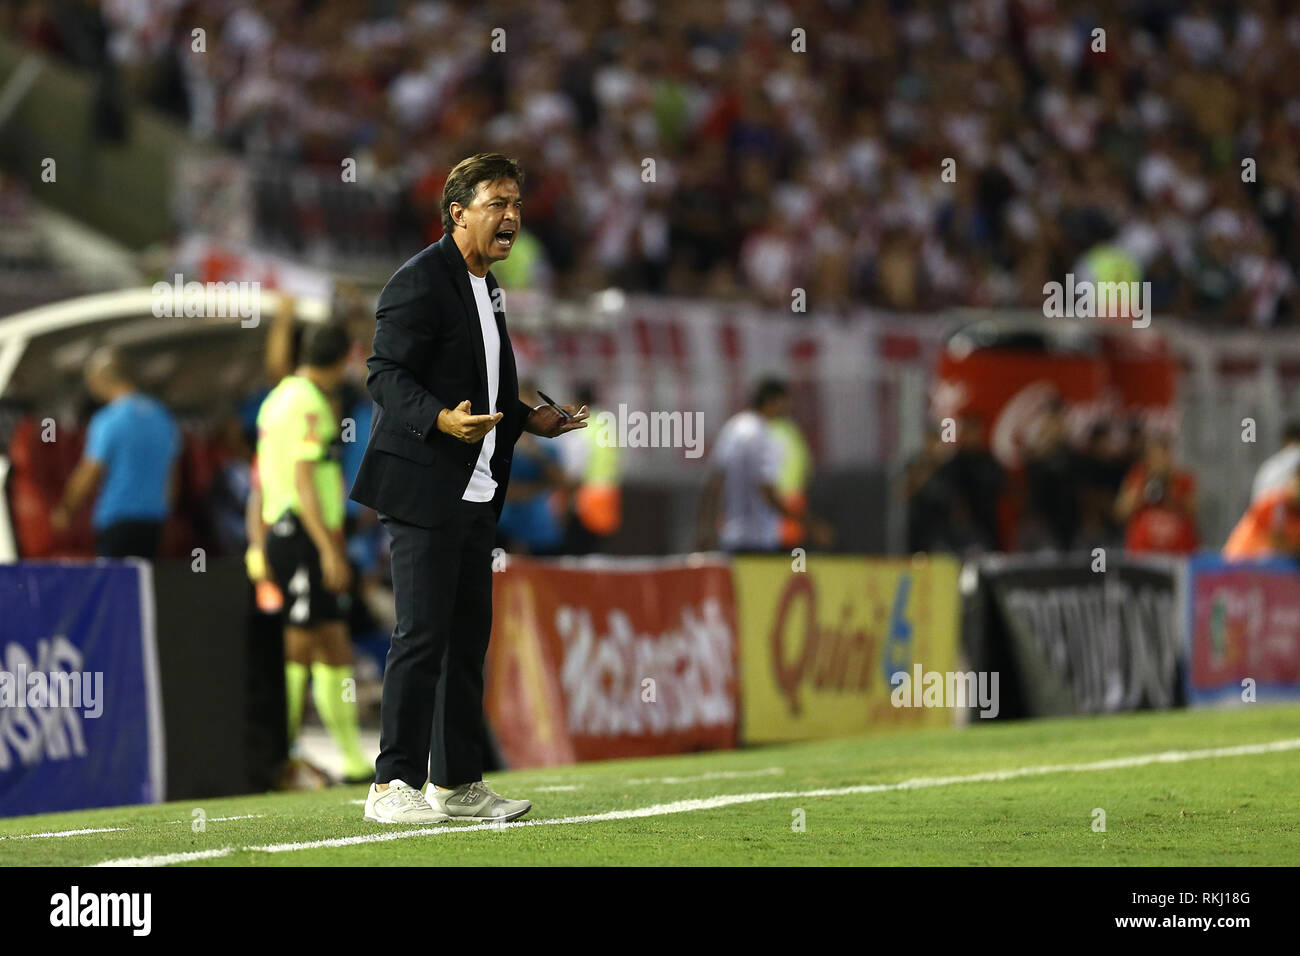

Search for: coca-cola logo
xmin=948 ymin=378 xmax=1177 ymax=469
xmin=990 ymin=380 xmax=1061 ymax=468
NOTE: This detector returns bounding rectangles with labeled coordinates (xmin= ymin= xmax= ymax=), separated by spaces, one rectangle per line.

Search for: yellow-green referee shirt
xmin=256 ymin=375 xmax=345 ymax=531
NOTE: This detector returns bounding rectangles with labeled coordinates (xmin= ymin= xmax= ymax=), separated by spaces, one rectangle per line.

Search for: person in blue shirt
xmin=52 ymin=347 xmax=180 ymax=559
xmin=497 ymin=385 xmax=568 ymax=556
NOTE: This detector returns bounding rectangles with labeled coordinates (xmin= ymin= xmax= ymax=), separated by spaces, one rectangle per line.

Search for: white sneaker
xmin=364 ymin=779 xmax=451 ymax=824
xmin=425 ymin=781 xmax=531 ymax=821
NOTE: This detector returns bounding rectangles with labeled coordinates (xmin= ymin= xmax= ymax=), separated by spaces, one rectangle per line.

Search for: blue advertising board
xmin=0 ymin=561 xmax=164 ymax=816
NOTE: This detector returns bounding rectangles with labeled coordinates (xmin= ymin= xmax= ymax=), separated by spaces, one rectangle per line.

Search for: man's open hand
xmin=438 ymin=400 xmax=503 ymax=443
xmin=526 ymin=403 xmax=589 ymax=438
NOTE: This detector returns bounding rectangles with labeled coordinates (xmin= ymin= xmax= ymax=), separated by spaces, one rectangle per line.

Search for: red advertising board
xmin=934 ymin=324 xmax=1176 ymax=471
xmin=1187 ymin=557 xmax=1300 ymax=704
xmin=484 ymin=556 xmax=739 ymax=768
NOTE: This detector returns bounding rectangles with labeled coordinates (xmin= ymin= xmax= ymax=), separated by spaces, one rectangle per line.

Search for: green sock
xmin=311 ymin=662 xmax=370 ymax=777
xmin=285 ymin=661 xmax=309 ymax=747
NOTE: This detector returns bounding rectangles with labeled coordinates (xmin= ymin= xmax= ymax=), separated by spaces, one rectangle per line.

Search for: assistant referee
xmin=256 ymin=323 xmax=372 ymax=782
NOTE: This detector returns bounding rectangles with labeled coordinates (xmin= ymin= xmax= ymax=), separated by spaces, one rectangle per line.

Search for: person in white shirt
xmin=1251 ymin=420 xmax=1300 ymax=502
xmin=696 ymin=379 xmax=831 ymax=552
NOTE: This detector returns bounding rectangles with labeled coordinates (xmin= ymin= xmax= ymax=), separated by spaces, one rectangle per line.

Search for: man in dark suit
xmin=351 ymin=153 xmax=587 ymax=825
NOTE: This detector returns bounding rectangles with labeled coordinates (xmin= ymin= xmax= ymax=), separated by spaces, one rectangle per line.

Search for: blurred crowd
xmin=906 ymin=409 xmax=1300 ymax=560
xmin=7 ymin=0 xmax=1300 ymax=320
xmin=905 ymin=407 xmax=1199 ymax=556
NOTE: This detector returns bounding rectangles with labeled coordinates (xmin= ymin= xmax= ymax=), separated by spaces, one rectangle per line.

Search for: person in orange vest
xmin=768 ymin=414 xmax=812 ymax=548
xmin=559 ymin=384 xmax=622 ymax=554
xmin=1223 ymin=461 xmax=1300 ymax=560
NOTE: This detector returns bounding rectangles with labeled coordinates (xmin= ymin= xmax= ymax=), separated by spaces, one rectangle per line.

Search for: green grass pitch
xmin=3 ymin=704 xmax=1298 ymax=866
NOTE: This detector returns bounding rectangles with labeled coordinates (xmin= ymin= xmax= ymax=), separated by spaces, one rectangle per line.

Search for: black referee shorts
xmin=265 ymin=510 xmax=346 ymax=627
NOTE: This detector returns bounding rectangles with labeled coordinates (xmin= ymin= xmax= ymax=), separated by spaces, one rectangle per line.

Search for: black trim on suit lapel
xmin=437 ymin=233 xmax=489 ymax=395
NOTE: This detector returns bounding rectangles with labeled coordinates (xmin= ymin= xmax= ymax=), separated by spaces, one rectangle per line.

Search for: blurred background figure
xmin=1022 ymin=398 xmax=1080 ymax=551
xmin=1251 ymin=419 xmax=1300 ymax=502
xmin=558 ymin=383 xmax=622 ymax=555
xmin=246 ymin=292 xmax=393 ymax=680
xmin=937 ymin=415 xmax=1005 ymax=555
xmin=1224 ymin=461 xmax=1300 ymax=561
xmin=697 ymin=378 xmax=831 ymax=553
xmin=1115 ymin=434 xmax=1199 ymax=555
xmin=696 ymin=378 xmax=789 ymax=554
xmin=769 ymin=408 xmax=813 ymax=550
xmin=1072 ymin=422 xmax=1131 ymax=552
xmin=497 ymin=381 xmax=569 ymax=557
xmin=206 ymin=408 xmax=256 ymax=558
xmin=905 ymin=428 xmax=957 ymax=554
xmin=51 ymin=347 xmax=179 ymax=559
xmin=255 ymin=323 xmax=371 ymax=784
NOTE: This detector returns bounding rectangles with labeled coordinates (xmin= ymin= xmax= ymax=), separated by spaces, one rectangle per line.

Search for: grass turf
xmin=2 ymin=704 xmax=1298 ymax=866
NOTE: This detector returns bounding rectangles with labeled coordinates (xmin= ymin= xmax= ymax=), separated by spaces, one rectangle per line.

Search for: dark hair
xmin=302 ymin=323 xmax=351 ymax=368
xmin=750 ymin=377 xmax=788 ymax=411
xmin=93 ymin=346 xmax=136 ymax=386
xmin=441 ymin=153 xmax=525 ymax=236
xmin=1285 ymin=419 xmax=1300 ymax=444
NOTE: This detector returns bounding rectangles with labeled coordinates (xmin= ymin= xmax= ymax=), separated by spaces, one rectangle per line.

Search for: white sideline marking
xmin=90 ymin=737 xmax=1300 ymax=866
xmin=0 ymin=827 xmax=126 ymax=840
xmin=97 ymin=848 xmax=236 ymax=867
xmin=344 ymin=768 xmax=785 ymax=799
xmin=2 ymin=813 xmax=265 ymax=843
xmin=624 ymin=768 xmax=784 ymax=785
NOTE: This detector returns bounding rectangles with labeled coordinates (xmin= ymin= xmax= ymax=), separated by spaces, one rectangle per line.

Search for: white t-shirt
xmin=462 ymin=272 xmax=501 ymax=502
xmin=712 ymin=409 xmax=784 ymax=550
xmin=1252 ymin=443 xmax=1300 ymax=501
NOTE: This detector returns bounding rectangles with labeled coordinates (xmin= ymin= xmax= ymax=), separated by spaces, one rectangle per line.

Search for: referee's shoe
xmin=427 ymin=781 xmax=531 ymax=821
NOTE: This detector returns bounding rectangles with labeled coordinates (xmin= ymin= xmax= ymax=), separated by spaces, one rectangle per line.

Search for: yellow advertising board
xmin=733 ymin=555 xmax=961 ymax=742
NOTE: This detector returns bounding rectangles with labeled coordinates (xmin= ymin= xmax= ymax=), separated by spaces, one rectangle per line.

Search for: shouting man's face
xmin=451 ymin=177 xmax=521 ymax=275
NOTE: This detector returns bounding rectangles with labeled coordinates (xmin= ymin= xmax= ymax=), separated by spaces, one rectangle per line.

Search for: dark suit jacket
xmin=348 ymin=233 xmax=531 ymax=528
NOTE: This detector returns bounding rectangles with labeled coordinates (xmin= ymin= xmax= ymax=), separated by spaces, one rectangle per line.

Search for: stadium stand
xmin=5 ymin=0 xmax=1298 ymax=319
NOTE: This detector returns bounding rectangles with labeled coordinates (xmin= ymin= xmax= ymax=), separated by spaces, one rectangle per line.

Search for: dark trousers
xmin=95 ymin=520 xmax=163 ymax=559
xmin=376 ymin=499 xmax=496 ymax=788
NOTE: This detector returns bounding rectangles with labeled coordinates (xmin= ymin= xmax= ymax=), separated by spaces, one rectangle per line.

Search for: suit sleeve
xmin=515 ymin=398 xmax=532 ymax=443
xmin=366 ymin=267 xmax=449 ymax=442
